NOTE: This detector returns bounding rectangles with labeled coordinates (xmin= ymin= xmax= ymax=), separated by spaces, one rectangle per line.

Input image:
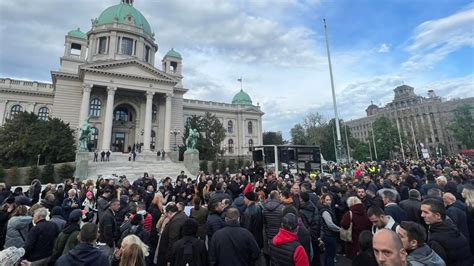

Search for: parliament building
xmin=0 ymin=0 xmax=264 ymax=157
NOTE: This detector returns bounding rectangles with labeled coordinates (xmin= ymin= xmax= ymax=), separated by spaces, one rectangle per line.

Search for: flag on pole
xmin=237 ymin=78 xmax=242 ymax=82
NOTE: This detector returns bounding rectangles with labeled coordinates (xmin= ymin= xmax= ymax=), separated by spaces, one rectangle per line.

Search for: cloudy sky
xmin=1 ymin=0 xmax=473 ymax=139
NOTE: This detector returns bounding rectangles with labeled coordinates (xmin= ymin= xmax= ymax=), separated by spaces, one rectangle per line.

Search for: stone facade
xmin=345 ymin=85 xmax=474 ymax=156
xmin=0 ymin=1 xmax=263 ymax=157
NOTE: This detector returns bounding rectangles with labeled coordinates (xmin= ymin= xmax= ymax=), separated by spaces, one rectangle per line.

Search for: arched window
xmin=10 ymin=105 xmax=22 ymax=119
xmin=228 ymin=139 xmax=234 ymax=154
xmin=152 ymin=104 xmax=157 ymax=122
xmin=89 ymin=98 xmax=101 ymax=117
xmin=248 ymin=139 xmax=253 ymax=151
xmin=248 ymin=121 xmax=253 ymax=134
xmin=38 ymin=107 xmax=49 ymax=121
xmin=151 ymin=130 xmax=156 ymax=150
xmin=227 ymin=120 xmax=233 ymax=133
xmin=114 ymin=107 xmax=131 ymax=122
xmin=90 ymin=127 xmax=99 ymax=150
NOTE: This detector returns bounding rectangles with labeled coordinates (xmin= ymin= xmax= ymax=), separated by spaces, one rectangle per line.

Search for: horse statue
xmin=78 ymin=117 xmax=92 ymax=152
xmin=185 ymin=128 xmax=199 ymax=152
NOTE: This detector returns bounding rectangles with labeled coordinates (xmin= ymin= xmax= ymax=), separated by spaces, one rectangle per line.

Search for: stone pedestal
xmin=183 ymin=150 xmax=199 ymax=175
xmin=169 ymin=151 xmax=179 ymax=163
xmin=74 ymin=152 xmax=90 ymax=180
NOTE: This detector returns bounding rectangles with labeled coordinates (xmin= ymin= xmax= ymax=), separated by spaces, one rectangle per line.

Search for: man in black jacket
xmin=24 ymin=207 xmax=59 ymax=264
xmin=263 ymin=190 xmax=284 ymax=262
xmin=442 ymin=192 xmax=470 ymax=240
xmin=299 ymin=191 xmax=321 ymax=266
xmin=382 ymin=190 xmax=408 ymax=224
xmin=55 ymin=223 xmax=110 ymax=266
xmin=156 ymin=203 xmax=188 ymax=266
xmin=242 ymin=191 xmax=264 ymax=249
xmin=99 ymin=199 xmax=120 ymax=249
xmin=399 ymin=189 xmax=423 ymax=224
xmin=171 ymin=218 xmax=207 ymax=266
xmin=421 ymin=198 xmax=473 ymax=265
xmin=209 ymin=208 xmax=260 ymax=266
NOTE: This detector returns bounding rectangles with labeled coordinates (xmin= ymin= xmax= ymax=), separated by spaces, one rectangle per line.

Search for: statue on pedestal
xmin=79 ymin=117 xmax=92 ymax=152
xmin=186 ymin=128 xmax=199 ymax=152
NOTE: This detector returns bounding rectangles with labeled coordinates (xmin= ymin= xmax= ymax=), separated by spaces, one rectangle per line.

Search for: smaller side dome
xmin=67 ymin=28 xmax=86 ymax=39
xmin=232 ymin=89 xmax=253 ymax=105
xmin=165 ymin=48 xmax=182 ymax=59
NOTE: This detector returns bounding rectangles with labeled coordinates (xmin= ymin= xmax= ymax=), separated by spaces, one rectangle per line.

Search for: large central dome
xmin=96 ymin=2 xmax=152 ymax=35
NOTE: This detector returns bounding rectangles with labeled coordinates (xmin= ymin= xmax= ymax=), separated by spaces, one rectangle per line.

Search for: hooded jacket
xmin=55 ymin=243 xmax=110 ymax=266
xmin=4 ymin=215 xmax=32 ymax=248
xmin=299 ymin=201 xmax=321 ymax=241
xmin=407 ymin=244 xmax=446 ymax=266
xmin=270 ymin=228 xmax=309 ymax=266
xmin=340 ymin=203 xmax=371 ymax=258
xmin=428 ymin=219 xmax=472 ymax=266
xmin=52 ymin=223 xmax=81 ymax=261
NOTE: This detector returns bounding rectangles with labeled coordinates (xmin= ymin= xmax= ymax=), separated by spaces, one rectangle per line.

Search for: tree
xmin=372 ymin=116 xmax=408 ymax=160
xmin=449 ymin=104 xmax=474 ymax=148
xmin=183 ymin=112 xmax=226 ymax=160
xmin=0 ymin=165 xmax=4 ymax=182
xmin=263 ymin=131 xmax=285 ymax=145
xmin=290 ymin=124 xmax=306 ymax=145
xmin=0 ymin=112 xmax=76 ymax=167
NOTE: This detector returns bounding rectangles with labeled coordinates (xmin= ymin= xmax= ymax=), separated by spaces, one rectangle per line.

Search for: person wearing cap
xmin=270 ymin=213 xmax=310 ymax=266
xmin=209 ymin=208 xmax=260 ymax=266
xmin=242 ymin=191 xmax=264 ymax=249
xmin=51 ymin=208 xmax=82 ymax=263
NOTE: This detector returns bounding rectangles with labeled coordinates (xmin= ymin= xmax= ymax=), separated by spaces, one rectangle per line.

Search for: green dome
xmin=165 ymin=48 xmax=182 ymax=59
xmin=232 ymin=89 xmax=253 ymax=105
xmin=67 ymin=28 xmax=86 ymax=39
xmin=96 ymin=3 xmax=152 ymax=35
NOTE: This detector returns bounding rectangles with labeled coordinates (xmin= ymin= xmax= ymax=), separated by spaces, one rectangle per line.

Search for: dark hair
xmin=421 ymin=198 xmax=446 ymax=220
xmin=358 ymin=230 xmax=374 ymax=252
xmin=110 ymin=198 xmax=120 ymax=205
xmin=80 ymin=223 xmax=98 ymax=243
xmin=193 ymin=197 xmax=201 ymax=210
xmin=282 ymin=205 xmax=299 ymax=218
xmin=367 ymin=206 xmax=385 ymax=217
xmin=165 ymin=203 xmax=178 ymax=213
xmin=208 ymin=200 xmax=220 ymax=213
xmin=216 ymin=182 xmax=223 ymax=191
xmin=300 ymin=192 xmax=310 ymax=203
xmin=382 ymin=190 xmax=396 ymax=203
xmin=400 ymin=221 xmax=426 ymax=245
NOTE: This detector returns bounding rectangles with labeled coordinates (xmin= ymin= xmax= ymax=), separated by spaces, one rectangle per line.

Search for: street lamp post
xmin=170 ymin=128 xmax=181 ymax=151
xmin=37 ymin=154 xmax=40 ymax=166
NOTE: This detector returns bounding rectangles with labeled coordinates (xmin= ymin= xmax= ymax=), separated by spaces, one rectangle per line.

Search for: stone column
xmin=101 ymin=86 xmax=116 ymax=151
xmin=163 ymin=93 xmax=172 ymax=152
xmin=143 ymin=91 xmax=154 ymax=151
xmin=79 ymin=84 xmax=92 ymax=125
xmin=0 ymin=100 xmax=7 ymax=126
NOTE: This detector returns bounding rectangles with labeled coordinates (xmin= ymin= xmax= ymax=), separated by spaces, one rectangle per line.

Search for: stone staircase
xmin=86 ymin=152 xmax=192 ymax=181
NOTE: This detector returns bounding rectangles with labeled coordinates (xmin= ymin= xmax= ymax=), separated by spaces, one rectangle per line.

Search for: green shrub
xmin=219 ymin=159 xmax=227 ymax=174
xmin=199 ymin=160 xmax=208 ymax=174
xmin=0 ymin=165 xmax=5 ymax=182
xmin=228 ymin=159 xmax=236 ymax=173
xmin=245 ymin=160 xmax=252 ymax=168
xmin=7 ymin=166 xmax=19 ymax=185
xmin=28 ymin=165 xmax=41 ymax=184
xmin=237 ymin=158 xmax=244 ymax=170
xmin=211 ymin=160 xmax=218 ymax=174
xmin=41 ymin=163 xmax=55 ymax=184
xmin=57 ymin=164 xmax=75 ymax=180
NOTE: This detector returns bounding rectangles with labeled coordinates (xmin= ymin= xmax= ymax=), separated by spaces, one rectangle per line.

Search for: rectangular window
xmin=98 ymin=37 xmax=107 ymax=54
xmin=121 ymin=37 xmax=133 ymax=55
xmin=71 ymin=43 xmax=81 ymax=56
xmin=144 ymin=45 xmax=150 ymax=62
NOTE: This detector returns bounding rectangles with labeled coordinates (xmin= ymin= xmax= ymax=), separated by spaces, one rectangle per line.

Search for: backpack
xmin=182 ymin=239 xmax=195 ymax=265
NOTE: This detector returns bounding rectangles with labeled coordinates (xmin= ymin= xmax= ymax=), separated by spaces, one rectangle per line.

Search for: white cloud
xmin=377 ymin=43 xmax=390 ymax=53
xmin=402 ymin=5 xmax=474 ymax=71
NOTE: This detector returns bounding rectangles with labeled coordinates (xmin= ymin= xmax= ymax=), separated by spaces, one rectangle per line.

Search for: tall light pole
xmin=170 ymin=128 xmax=181 ymax=151
xmin=323 ymin=19 xmax=344 ymax=163
xmin=410 ymin=121 xmax=419 ymax=159
xmin=344 ymin=124 xmax=351 ymax=162
xmin=371 ymin=122 xmax=378 ymax=160
xmin=395 ymin=118 xmax=406 ymax=161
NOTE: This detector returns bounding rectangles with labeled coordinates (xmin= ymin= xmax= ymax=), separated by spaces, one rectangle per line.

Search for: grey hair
xmin=346 ymin=196 xmax=362 ymax=207
xmin=34 ymin=207 xmax=49 ymax=219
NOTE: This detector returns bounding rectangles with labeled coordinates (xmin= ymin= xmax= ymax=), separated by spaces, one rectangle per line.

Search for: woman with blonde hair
xmin=340 ymin=196 xmax=371 ymax=259
xmin=461 ymin=185 xmax=474 ymax=254
xmin=112 ymin=234 xmax=149 ymax=266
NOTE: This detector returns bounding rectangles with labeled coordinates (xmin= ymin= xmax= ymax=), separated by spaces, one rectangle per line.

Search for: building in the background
xmin=345 ymin=85 xmax=474 ymax=156
xmin=0 ymin=0 xmax=263 ymax=157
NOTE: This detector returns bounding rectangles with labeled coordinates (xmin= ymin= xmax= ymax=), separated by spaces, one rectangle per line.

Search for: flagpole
xmin=323 ymin=19 xmax=343 ymax=163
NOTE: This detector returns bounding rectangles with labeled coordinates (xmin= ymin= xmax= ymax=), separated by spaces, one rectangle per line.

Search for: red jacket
xmin=272 ymin=228 xmax=309 ymax=266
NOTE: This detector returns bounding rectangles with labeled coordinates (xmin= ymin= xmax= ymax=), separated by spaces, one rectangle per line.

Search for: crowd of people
xmin=0 ymin=155 xmax=473 ymax=265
